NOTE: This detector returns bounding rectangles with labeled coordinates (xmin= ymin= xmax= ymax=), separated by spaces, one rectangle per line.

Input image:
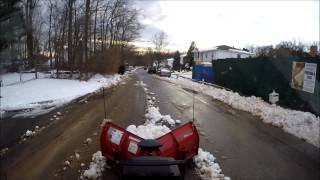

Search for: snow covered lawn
xmin=161 ymin=76 xmax=320 ymax=148
xmin=1 ymin=72 xmax=50 ymax=86
xmin=1 ymin=74 xmax=126 ymax=117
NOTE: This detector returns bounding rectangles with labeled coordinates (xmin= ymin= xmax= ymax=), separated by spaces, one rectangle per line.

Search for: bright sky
xmin=136 ymin=0 xmax=319 ymax=52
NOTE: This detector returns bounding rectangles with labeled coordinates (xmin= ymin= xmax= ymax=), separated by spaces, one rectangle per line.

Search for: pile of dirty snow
xmin=81 ymin=151 xmax=106 ymax=179
xmin=194 ymin=148 xmax=230 ymax=180
xmin=164 ymin=77 xmax=320 ymax=148
xmin=126 ymin=81 xmax=181 ymax=138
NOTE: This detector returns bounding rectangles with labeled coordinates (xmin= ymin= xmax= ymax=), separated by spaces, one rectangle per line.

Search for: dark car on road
xmin=148 ymin=67 xmax=157 ymax=74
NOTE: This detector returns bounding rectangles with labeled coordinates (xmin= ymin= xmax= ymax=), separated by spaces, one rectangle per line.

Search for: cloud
xmin=137 ymin=0 xmax=319 ymax=51
xmin=139 ymin=24 xmax=163 ymax=42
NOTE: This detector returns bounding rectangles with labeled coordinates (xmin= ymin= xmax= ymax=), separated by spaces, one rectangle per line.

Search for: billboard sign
xmin=291 ymin=61 xmax=317 ymax=93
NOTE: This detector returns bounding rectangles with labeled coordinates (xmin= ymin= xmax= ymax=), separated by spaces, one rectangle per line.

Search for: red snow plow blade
xmin=100 ymin=122 xmax=199 ymax=161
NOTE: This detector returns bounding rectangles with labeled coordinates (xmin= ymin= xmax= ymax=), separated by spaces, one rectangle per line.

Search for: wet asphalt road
xmin=137 ymin=69 xmax=320 ymax=180
xmin=0 ymin=72 xmax=200 ymax=180
xmin=1 ymin=69 xmax=319 ymax=180
xmin=1 ymin=74 xmax=147 ymax=179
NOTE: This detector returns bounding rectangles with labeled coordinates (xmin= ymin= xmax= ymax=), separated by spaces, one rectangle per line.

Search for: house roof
xmin=216 ymin=45 xmax=237 ymax=50
xmin=193 ymin=45 xmax=254 ymax=55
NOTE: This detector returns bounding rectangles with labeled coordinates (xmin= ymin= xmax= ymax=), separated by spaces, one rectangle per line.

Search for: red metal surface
xmin=100 ymin=122 xmax=199 ymax=161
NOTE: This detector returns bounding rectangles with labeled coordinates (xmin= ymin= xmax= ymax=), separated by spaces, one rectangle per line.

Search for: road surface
xmin=1 ymin=69 xmax=319 ymax=180
xmin=138 ymin=70 xmax=319 ymax=180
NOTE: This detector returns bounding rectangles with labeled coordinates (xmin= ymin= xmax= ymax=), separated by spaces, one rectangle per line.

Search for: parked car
xmin=158 ymin=68 xmax=171 ymax=77
xmin=127 ymin=66 xmax=134 ymax=71
xmin=147 ymin=67 xmax=157 ymax=74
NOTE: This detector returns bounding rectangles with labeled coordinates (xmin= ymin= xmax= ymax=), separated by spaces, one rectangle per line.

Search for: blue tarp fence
xmin=193 ymin=64 xmax=214 ymax=83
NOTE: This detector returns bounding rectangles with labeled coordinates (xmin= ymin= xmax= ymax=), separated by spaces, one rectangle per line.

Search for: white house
xmin=163 ymin=55 xmax=186 ymax=68
xmin=180 ymin=54 xmax=186 ymax=64
xmin=193 ymin=45 xmax=254 ymax=64
xmin=166 ymin=58 xmax=174 ymax=68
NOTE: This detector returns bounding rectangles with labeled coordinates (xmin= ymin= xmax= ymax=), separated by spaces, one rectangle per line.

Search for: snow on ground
xmin=1 ymin=73 xmax=127 ymax=117
xmin=1 ymin=72 xmax=51 ymax=86
xmin=20 ymin=125 xmax=45 ymax=142
xmin=81 ymin=151 xmax=106 ymax=180
xmin=82 ymin=79 xmax=230 ymax=180
xmin=195 ymin=148 xmax=230 ymax=180
xmin=172 ymin=71 xmax=192 ymax=79
xmin=126 ymin=81 xmax=180 ymax=138
xmin=161 ymin=76 xmax=320 ymax=148
xmin=126 ymin=80 xmax=230 ymax=179
xmin=127 ymin=123 xmax=170 ymax=139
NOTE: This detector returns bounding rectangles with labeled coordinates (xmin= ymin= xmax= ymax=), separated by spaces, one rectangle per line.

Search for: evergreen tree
xmin=0 ymin=0 xmax=24 ymax=51
xmin=184 ymin=41 xmax=196 ymax=70
xmin=173 ymin=51 xmax=180 ymax=71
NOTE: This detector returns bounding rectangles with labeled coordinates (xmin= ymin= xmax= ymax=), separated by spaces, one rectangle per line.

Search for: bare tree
xmin=152 ymin=31 xmax=169 ymax=67
xmin=152 ymin=31 xmax=169 ymax=52
xmin=2 ymin=0 xmax=143 ymax=76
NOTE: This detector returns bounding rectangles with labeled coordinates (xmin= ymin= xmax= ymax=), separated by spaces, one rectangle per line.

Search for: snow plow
xmin=100 ymin=122 xmax=199 ymax=179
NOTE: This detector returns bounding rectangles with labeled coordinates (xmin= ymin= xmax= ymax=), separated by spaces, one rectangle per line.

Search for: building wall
xmin=194 ymin=49 xmax=252 ymax=63
xmin=180 ymin=54 xmax=186 ymax=64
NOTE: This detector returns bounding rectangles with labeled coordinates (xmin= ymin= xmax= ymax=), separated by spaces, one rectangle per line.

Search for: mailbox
xmin=269 ymin=90 xmax=279 ymax=104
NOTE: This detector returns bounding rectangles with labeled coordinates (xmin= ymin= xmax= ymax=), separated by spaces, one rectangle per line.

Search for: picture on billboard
xmin=291 ymin=61 xmax=317 ymax=93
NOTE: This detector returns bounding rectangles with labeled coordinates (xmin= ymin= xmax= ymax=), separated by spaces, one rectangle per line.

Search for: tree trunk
xmin=67 ymin=0 xmax=73 ymax=77
xmin=48 ymin=1 xmax=53 ymax=69
xmin=26 ymin=0 xmax=34 ymax=67
xmin=93 ymin=0 xmax=99 ymax=53
xmin=84 ymin=0 xmax=91 ymax=78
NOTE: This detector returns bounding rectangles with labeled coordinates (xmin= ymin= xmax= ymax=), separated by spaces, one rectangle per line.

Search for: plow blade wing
xmin=100 ymin=122 xmax=199 ymax=161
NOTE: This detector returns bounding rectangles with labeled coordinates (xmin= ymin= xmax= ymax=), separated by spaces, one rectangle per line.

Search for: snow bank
xmin=1 ymin=73 xmax=126 ymax=117
xmin=194 ymin=148 xmax=230 ymax=180
xmin=164 ymin=77 xmax=320 ymax=148
xmin=81 ymin=151 xmax=106 ymax=180
xmin=172 ymin=71 xmax=192 ymax=79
